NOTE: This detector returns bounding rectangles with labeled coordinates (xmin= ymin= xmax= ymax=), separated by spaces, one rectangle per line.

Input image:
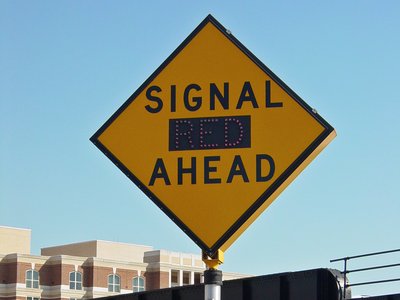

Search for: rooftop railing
xmin=330 ymin=248 xmax=400 ymax=299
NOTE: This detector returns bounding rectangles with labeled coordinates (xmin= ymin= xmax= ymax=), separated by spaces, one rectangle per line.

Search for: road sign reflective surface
xmin=91 ymin=15 xmax=336 ymax=256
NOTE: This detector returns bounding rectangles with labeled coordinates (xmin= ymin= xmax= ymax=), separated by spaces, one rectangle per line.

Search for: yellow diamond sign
xmin=91 ymin=15 xmax=336 ymax=256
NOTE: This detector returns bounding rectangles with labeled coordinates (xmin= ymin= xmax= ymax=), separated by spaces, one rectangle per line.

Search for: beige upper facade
xmin=41 ymin=240 xmax=153 ymax=263
xmin=0 ymin=226 xmax=31 ymax=255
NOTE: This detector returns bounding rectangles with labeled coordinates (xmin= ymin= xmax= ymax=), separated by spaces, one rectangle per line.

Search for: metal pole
xmin=204 ymin=269 xmax=222 ymax=300
xmin=343 ymin=258 xmax=348 ymax=300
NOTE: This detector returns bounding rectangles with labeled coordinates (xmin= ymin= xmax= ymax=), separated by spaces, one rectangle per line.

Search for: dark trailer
xmin=98 ymin=268 xmax=341 ymax=300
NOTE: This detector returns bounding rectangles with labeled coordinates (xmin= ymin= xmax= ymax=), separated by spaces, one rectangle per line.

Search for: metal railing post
xmin=343 ymin=258 xmax=348 ymax=299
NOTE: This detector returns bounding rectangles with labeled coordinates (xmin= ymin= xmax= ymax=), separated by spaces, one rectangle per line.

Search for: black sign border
xmin=90 ymin=14 xmax=335 ymax=256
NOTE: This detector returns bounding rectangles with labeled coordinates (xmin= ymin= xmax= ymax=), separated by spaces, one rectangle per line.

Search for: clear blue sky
xmin=1 ymin=0 xmax=399 ymax=297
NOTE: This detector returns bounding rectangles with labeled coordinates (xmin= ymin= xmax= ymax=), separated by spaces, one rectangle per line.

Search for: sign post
xmin=91 ymin=15 xmax=336 ymax=297
xmin=204 ymin=269 xmax=222 ymax=300
xmin=202 ymin=250 xmax=224 ymax=300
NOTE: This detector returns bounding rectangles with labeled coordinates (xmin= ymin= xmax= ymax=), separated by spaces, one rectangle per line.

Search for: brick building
xmin=0 ymin=226 xmax=247 ymax=300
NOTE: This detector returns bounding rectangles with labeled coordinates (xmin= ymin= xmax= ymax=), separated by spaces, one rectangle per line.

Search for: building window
xmin=194 ymin=272 xmax=202 ymax=284
xmin=69 ymin=271 xmax=82 ymax=290
xmin=26 ymin=270 xmax=39 ymax=288
xmin=171 ymin=270 xmax=179 ymax=287
xmin=27 ymin=297 xmax=40 ymax=300
xmin=108 ymin=274 xmax=120 ymax=293
xmin=182 ymin=271 xmax=190 ymax=285
xmin=132 ymin=276 xmax=145 ymax=292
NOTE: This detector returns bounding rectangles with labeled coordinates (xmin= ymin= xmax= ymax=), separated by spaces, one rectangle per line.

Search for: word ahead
xmin=148 ymin=154 xmax=275 ymax=186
